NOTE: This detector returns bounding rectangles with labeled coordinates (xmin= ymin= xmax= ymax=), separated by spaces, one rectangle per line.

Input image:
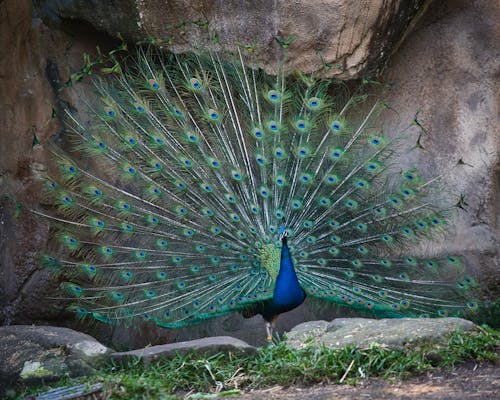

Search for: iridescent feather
xmin=38 ymin=48 xmax=479 ymax=335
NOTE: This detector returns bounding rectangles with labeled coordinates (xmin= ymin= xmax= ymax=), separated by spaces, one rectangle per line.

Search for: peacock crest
xmin=38 ymin=44 xmax=479 ymax=335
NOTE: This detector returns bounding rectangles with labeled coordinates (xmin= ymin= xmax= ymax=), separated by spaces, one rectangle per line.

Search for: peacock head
xmin=278 ymin=226 xmax=288 ymax=240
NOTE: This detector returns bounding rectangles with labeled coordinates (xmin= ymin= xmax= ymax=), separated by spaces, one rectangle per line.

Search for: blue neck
xmin=271 ymin=237 xmax=306 ymax=310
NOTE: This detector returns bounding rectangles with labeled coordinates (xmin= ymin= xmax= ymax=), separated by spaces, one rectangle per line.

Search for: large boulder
xmin=0 ymin=325 xmax=111 ymax=396
xmin=34 ymin=0 xmax=428 ymax=79
xmin=286 ymin=317 xmax=477 ymax=350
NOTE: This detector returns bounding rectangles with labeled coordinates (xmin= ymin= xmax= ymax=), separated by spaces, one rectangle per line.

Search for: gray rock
xmin=286 ymin=317 xmax=477 ymax=350
xmin=0 ymin=325 xmax=111 ymax=395
xmin=379 ymin=0 xmax=500 ymax=303
xmin=111 ymin=336 xmax=257 ymax=367
xmin=33 ymin=0 xmax=427 ymax=79
xmin=283 ymin=320 xmax=329 ymax=344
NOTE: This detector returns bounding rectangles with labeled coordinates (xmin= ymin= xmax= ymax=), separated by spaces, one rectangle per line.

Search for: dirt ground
xmin=229 ymin=363 xmax=500 ymax=400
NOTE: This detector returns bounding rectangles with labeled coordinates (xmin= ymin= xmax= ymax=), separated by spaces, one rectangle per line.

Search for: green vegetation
xmin=18 ymin=326 xmax=499 ymax=400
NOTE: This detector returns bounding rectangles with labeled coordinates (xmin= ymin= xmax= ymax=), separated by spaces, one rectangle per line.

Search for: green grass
xmin=16 ymin=326 xmax=499 ymax=399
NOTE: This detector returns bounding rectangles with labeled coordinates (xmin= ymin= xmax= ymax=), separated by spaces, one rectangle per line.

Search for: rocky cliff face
xmin=0 ymin=0 xmax=498 ymax=348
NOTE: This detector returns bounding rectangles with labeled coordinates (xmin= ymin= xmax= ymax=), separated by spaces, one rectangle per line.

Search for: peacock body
xmin=39 ymin=47 xmax=479 ymax=339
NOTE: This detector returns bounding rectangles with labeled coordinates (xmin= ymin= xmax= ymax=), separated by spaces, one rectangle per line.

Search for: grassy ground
xmin=17 ymin=326 xmax=499 ymax=399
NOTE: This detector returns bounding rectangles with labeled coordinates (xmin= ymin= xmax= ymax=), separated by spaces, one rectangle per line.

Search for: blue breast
xmin=270 ymin=241 xmax=306 ymax=313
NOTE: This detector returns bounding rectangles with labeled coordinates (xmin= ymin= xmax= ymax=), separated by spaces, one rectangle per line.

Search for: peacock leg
xmin=266 ymin=315 xmax=280 ymax=342
xmin=265 ymin=321 xmax=273 ymax=342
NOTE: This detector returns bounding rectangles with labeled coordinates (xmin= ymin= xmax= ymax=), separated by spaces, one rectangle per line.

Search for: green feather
xmin=38 ymin=47 xmax=479 ymax=329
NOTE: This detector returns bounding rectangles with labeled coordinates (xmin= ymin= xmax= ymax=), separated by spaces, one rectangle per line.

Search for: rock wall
xmin=0 ymin=0 xmax=498 ymax=348
xmin=0 ymin=1 xmax=57 ymax=326
xmin=382 ymin=0 xmax=499 ymax=302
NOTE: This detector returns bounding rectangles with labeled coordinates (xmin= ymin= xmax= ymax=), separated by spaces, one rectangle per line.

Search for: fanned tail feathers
xmin=39 ymin=48 xmax=479 ymax=328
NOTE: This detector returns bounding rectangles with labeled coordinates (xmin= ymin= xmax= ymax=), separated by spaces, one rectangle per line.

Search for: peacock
xmin=38 ymin=45 xmax=479 ymax=342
